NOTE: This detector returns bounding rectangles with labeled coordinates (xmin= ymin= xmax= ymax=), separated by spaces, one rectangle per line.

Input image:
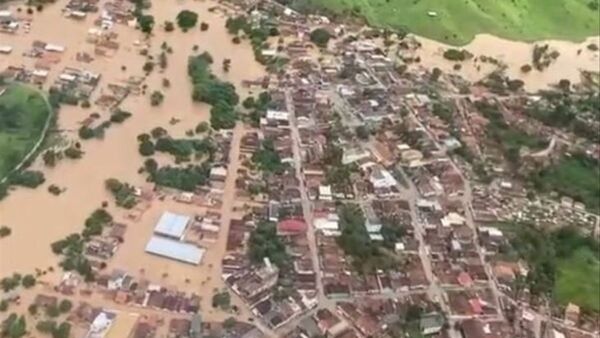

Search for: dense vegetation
xmin=150 ymin=164 xmax=211 ymax=192
xmin=475 ymin=100 xmax=546 ymax=164
xmin=188 ymin=53 xmax=239 ymax=129
xmin=529 ymin=153 xmax=600 ymax=213
xmin=50 ymin=209 xmax=113 ymax=281
xmin=336 ymin=204 xmax=398 ymax=273
xmin=248 ymin=221 xmax=289 ymax=268
xmin=283 ymin=0 xmax=600 ymax=45
xmin=497 ymin=223 xmax=600 ymax=311
xmin=526 ymin=91 xmax=600 ymax=142
xmin=105 ymin=178 xmax=138 ymax=209
xmin=252 ymin=139 xmax=286 ymax=174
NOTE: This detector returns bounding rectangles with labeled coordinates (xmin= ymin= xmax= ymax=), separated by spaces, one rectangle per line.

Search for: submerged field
xmin=301 ymin=0 xmax=600 ymax=44
xmin=0 ymin=85 xmax=51 ymax=179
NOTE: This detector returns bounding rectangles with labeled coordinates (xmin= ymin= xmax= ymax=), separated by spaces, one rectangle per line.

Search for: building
xmin=85 ymin=311 xmax=116 ymax=338
xmin=277 ymin=219 xmax=308 ymax=235
xmin=145 ymin=236 xmax=205 ymax=265
xmin=154 ymin=211 xmax=191 ymax=240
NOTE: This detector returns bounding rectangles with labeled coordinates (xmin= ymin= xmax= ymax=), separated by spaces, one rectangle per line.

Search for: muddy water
xmin=417 ymin=34 xmax=600 ymax=91
xmin=0 ymin=0 xmax=263 ymax=299
xmin=411 ymin=34 xmax=600 ymax=91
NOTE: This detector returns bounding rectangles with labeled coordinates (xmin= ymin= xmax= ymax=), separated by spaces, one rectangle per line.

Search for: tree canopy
xmin=176 ymin=10 xmax=198 ymax=30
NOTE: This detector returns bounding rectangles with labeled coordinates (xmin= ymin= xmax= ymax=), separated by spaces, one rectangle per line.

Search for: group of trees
xmin=150 ymin=163 xmax=211 ymax=192
xmin=188 ymin=53 xmax=239 ymax=129
xmin=224 ymin=15 xmax=283 ymax=66
xmin=1 ymin=273 xmax=36 ymax=292
xmin=242 ymin=91 xmax=271 ymax=126
xmin=1 ymin=314 xmax=26 ymax=338
xmin=336 ymin=204 xmax=397 ymax=273
xmin=442 ymin=48 xmax=469 ymax=61
xmin=7 ymin=170 xmax=45 ymax=188
xmin=526 ymin=91 xmax=600 ymax=142
xmin=50 ymin=209 xmax=113 ymax=281
xmin=35 ymin=320 xmax=71 ymax=338
xmin=474 ymin=100 xmax=546 ymax=165
xmin=105 ymin=178 xmax=138 ymax=209
xmin=252 ymin=139 xmax=286 ymax=174
xmin=248 ymin=221 xmax=289 ymax=268
xmin=137 ymin=130 xmax=217 ymax=163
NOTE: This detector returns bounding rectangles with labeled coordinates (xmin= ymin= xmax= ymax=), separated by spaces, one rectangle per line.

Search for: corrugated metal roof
xmin=154 ymin=211 xmax=190 ymax=239
xmin=145 ymin=236 xmax=204 ymax=265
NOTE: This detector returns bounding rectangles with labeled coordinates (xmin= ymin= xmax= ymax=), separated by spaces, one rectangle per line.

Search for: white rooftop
xmin=154 ymin=211 xmax=190 ymax=239
xmin=145 ymin=236 xmax=205 ymax=265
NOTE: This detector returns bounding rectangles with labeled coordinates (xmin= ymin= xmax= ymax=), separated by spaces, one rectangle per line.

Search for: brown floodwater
xmin=0 ymin=0 xmax=262 ymax=318
xmin=413 ymin=34 xmax=600 ymax=91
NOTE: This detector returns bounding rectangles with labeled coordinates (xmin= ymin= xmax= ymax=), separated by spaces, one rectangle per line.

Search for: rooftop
xmin=145 ymin=236 xmax=205 ymax=265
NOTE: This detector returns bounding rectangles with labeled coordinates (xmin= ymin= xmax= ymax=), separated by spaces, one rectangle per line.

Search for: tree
xmin=310 ymin=28 xmax=331 ymax=48
xmin=144 ymin=158 xmax=158 ymax=174
xmin=5 ymin=314 xmax=26 ymax=338
xmin=52 ymin=322 xmax=71 ymax=338
xmin=43 ymin=150 xmax=58 ymax=167
xmin=0 ymin=226 xmax=11 ymax=238
xmin=138 ymin=15 xmax=155 ymax=34
xmin=430 ymin=67 xmax=442 ymax=81
xmin=195 ymin=122 xmax=209 ymax=133
xmin=27 ymin=304 xmax=37 ymax=316
xmin=223 ymin=317 xmax=236 ymax=330
xmin=200 ymin=22 xmax=209 ymax=31
xmin=0 ymin=300 xmax=7 ymax=312
xmin=21 ymin=275 xmax=36 ymax=288
xmin=176 ymin=10 xmax=198 ymax=30
xmin=150 ymin=91 xmax=164 ymax=106
xmin=64 ymin=146 xmax=83 ymax=159
xmin=211 ymin=291 xmax=231 ymax=310
xmin=139 ymin=140 xmax=155 ymax=156
xmin=58 ymin=299 xmax=72 ymax=313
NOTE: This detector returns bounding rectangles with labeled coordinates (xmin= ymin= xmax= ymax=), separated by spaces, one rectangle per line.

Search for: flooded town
xmin=0 ymin=0 xmax=598 ymax=337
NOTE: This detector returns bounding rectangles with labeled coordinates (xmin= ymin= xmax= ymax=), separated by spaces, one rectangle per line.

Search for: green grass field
xmin=302 ymin=0 xmax=600 ymax=45
xmin=555 ymin=247 xmax=600 ymax=311
xmin=0 ymin=85 xmax=51 ymax=179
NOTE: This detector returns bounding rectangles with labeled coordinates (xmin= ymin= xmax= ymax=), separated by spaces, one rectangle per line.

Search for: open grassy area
xmin=555 ymin=247 xmax=600 ymax=311
xmin=0 ymin=85 xmax=51 ymax=179
xmin=299 ymin=0 xmax=599 ymax=44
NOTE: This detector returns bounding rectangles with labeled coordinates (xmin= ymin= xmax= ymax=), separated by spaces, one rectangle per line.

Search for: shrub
xmin=200 ymin=22 xmax=209 ymax=31
xmin=520 ymin=64 xmax=533 ymax=73
xmin=164 ymin=21 xmax=174 ymax=32
xmin=443 ymin=48 xmax=468 ymax=61
xmin=64 ymin=146 xmax=83 ymax=159
xmin=0 ymin=226 xmax=12 ymax=238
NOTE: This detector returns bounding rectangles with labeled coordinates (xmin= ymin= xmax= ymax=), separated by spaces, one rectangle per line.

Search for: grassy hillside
xmin=300 ymin=0 xmax=600 ymax=45
xmin=555 ymin=247 xmax=600 ymax=312
xmin=0 ymin=85 xmax=51 ymax=179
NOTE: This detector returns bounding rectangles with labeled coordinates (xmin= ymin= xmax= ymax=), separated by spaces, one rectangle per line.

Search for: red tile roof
xmin=277 ymin=219 xmax=307 ymax=234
